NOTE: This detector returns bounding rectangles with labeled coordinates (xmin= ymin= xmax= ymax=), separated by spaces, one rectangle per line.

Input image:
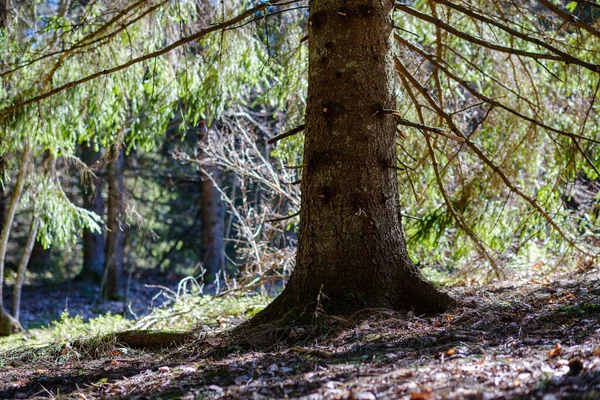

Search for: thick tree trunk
xmin=79 ymin=142 xmax=105 ymax=282
xmin=253 ymin=0 xmax=453 ymax=324
xmin=102 ymin=145 xmax=124 ymax=301
xmin=198 ymin=121 xmax=225 ymax=281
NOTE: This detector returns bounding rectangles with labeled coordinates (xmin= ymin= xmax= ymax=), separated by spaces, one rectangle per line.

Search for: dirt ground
xmin=0 ymin=266 xmax=599 ymax=399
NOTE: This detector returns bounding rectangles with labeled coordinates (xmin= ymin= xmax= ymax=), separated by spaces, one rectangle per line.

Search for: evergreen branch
xmin=1 ymin=0 xmax=158 ymax=78
xmin=393 ymin=2 xmax=600 ymax=74
xmin=395 ymin=56 xmax=593 ymax=257
xmin=0 ymin=0 xmax=284 ymax=119
xmin=537 ymin=0 xmax=600 ymax=41
xmin=396 ymin=34 xmax=600 ymax=146
xmin=267 ymin=124 xmax=305 ymax=144
xmin=432 ymin=0 xmax=600 ymax=72
xmin=397 ymin=70 xmax=503 ymax=278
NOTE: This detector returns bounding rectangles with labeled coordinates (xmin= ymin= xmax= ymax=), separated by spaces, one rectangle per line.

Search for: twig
xmin=378 ymin=107 xmax=464 ymax=141
xmin=267 ymin=124 xmax=305 ymax=144
xmin=267 ymin=211 xmax=300 ymax=223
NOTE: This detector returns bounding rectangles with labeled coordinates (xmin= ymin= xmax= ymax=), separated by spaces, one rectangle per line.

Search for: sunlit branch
xmin=431 ymin=0 xmax=600 ymax=73
xmin=398 ymin=70 xmax=503 ymax=277
xmin=393 ymin=2 xmax=600 ymax=74
xmin=0 ymin=0 xmax=284 ymax=119
xmin=395 ymin=55 xmax=594 ymax=257
xmin=537 ymin=0 xmax=600 ymax=41
xmin=396 ymin=34 xmax=600 ymax=146
xmin=1 ymin=0 xmax=160 ymax=77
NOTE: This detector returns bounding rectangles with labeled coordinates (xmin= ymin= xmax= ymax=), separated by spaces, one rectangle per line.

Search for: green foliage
xmin=392 ymin=0 xmax=600 ymax=276
xmin=50 ymin=311 xmax=130 ymax=342
xmin=21 ymin=175 xmax=102 ymax=249
xmin=0 ymin=290 xmax=269 ymax=355
xmin=566 ymin=2 xmax=578 ymax=13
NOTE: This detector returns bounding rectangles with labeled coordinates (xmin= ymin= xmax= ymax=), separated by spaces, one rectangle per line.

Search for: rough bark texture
xmin=102 ymin=146 xmax=124 ymax=301
xmin=198 ymin=121 xmax=225 ymax=281
xmin=80 ymin=142 xmax=105 ymax=282
xmin=253 ymin=0 xmax=453 ymax=324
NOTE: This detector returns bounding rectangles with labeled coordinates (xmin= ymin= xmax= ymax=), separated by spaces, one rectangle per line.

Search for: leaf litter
xmin=0 ymin=267 xmax=599 ymax=399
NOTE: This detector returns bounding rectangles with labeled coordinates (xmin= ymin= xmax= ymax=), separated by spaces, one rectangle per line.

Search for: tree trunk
xmin=198 ymin=120 xmax=225 ymax=281
xmin=102 ymin=145 xmax=124 ymax=301
xmin=253 ymin=0 xmax=453 ymax=324
xmin=0 ymin=156 xmax=5 ymax=248
xmin=0 ymin=146 xmax=29 ymax=335
xmin=0 ymin=0 xmax=9 ymax=30
xmin=27 ymin=153 xmax=53 ymax=274
xmin=79 ymin=141 xmax=105 ymax=282
xmin=12 ymin=214 xmax=39 ymax=322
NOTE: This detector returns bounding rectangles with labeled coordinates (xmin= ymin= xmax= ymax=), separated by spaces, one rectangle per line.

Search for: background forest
xmin=0 ymin=0 xmax=599 ymax=398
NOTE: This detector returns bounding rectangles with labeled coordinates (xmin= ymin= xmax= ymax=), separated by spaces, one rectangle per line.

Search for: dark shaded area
xmin=1 ymin=273 xmax=599 ymax=399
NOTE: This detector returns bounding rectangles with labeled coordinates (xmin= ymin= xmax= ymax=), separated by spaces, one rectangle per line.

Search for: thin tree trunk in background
xmin=27 ymin=152 xmax=53 ymax=274
xmin=253 ymin=0 xmax=453 ymax=325
xmin=102 ymin=145 xmax=124 ymax=301
xmin=0 ymin=157 xmax=5 ymax=248
xmin=0 ymin=0 xmax=9 ymax=241
xmin=0 ymin=146 xmax=30 ymax=335
xmin=11 ymin=215 xmax=39 ymax=321
xmin=198 ymin=120 xmax=225 ymax=281
xmin=80 ymin=142 xmax=105 ymax=282
xmin=0 ymin=0 xmax=9 ymax=30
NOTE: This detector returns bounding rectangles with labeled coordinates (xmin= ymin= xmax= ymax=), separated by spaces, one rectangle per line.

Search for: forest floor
xmin=0 ymin=263 xmax=599 ymax=399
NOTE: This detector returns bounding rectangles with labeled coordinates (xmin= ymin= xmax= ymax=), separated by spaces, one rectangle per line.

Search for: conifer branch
xmin=395 ymin=56 xmax=593 ymax=256
xmin=268 ymin=124 xmax=305 ymax=144
xmin=0 ymin=0 xmax=284 ymax=119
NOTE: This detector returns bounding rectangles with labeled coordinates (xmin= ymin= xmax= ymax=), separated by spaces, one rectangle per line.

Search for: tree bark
xmin=0 ymin=146 xmax=29 ymax=335
xmin=198 ymin=120 xmax=225 ymax=281
xmin=0 ymin=156 xmax=5 ymax=248
xmin=79 ymin=141 xmax=105 ymax=282
xmin=12 ymin=215 xmax=39 ymax=322
xmin=253 ymin=0 xmax=453 ymax=324
xmin=27 ymin=153 xmax=53 ymax=274
xmin=102 ymin=145 xmax=124 ymax=301
xmin=0 ymin=0 xmax=10 ymax=30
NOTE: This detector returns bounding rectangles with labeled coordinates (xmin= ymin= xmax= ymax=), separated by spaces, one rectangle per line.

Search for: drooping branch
xmin=394 ymin=56 xmax=593 ymax=256
xmin=40 ymin=0 xmax=171 ymax=91
xmin=537 ymin=0 xmax=600 ymax=41
xmin=430 ymin=0 xmax=600 ymax=72
xmin=0 ymin=0 xmax=284 ymax=119
xmin=393 ymin=2 xmax=600 ymax=74
xmin=395 ymin=34 xmax=600 ymax=146
xmin=397 ymin=70 xmax=503 ymax=278
xmin=1 ymin=0 xmax=157 ymax=77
